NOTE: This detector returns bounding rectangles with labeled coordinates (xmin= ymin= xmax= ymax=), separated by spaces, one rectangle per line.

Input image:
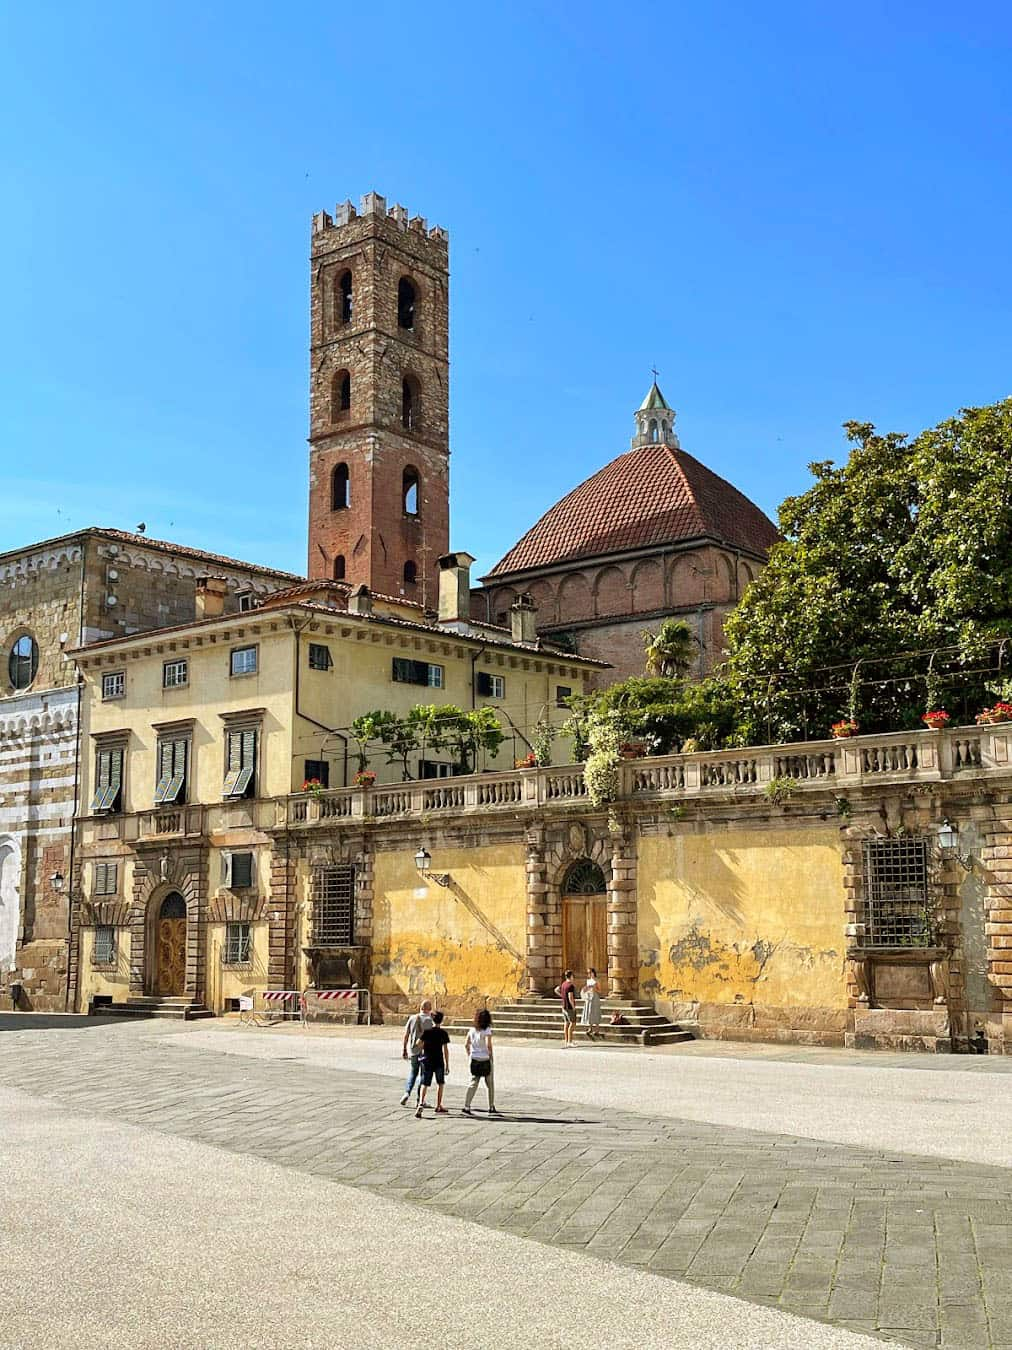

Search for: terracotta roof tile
xmin=487 ymin=443 xmax=779 ymax=577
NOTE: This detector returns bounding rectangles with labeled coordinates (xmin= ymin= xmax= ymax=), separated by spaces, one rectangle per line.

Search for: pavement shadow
xmin=0 ymin=1014 xmax=139 ymax=1033
xmin=463 ymin=1112 xmax=601 ymax=1125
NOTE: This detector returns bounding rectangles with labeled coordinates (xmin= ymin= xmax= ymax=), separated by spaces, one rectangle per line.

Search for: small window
xmin=303 ymin=759 xmax=330 ymax=789
xmin=223 ymin=727 xmax=257 ymax=798
xmin=223 ymin=851 xmax=254 ymax=889
xmin=403 ymin=466 xmax=419 ymax=516
xmin=93 ymin=926 xmax=116 ymax=965
xmin=556 ymin=685 xmax=573 ymax=708
xmin=313 ymin=865 xmax=355 ymax=945
xmin=338 ymin=269 xmax=353 ymax=325
xmin=102 ymin=671 xmax=125 ymax=700
xmin=403 ymin=561 xmax=417 ymax=586
xmin=397 ymin=277 xmax=416 ymax=330
xmin=333 ymin=554 xmax=346 ymax=580
xmin=224 ymin=921 xmax=252 ymax=965
xmin=8 ymin=635 xmax=39 ymax=691
xmin=332 ymin=370 xmax=351 ymax=420
xmin=649 ymin=419 xmax=659 ymax=443
xmin=154 ymin=736 xmax=188 ymax=806
xmin=419 ymin=760 xmax=453 ymax=779
xmin=230 ymin=646 xmax=258 ymax=678
xmin=392 ymin=658 xmax=442 ymax=688
xmin=91 ymin=746 xmax=124 ymax=814
xmin=308 ymin=642 xmax=332 ymax=671
xmin=93 ymin=862 xmax=118 ymax=896
xmin=163 ymin=659 xmax=188 ymax=689
xmin=332 ymin=463 xmax=350 ymax=511
xmin=476 ymin=671 xmax=505 ymax=699
xmin=237 ymin=592 xmax=254 ymax=613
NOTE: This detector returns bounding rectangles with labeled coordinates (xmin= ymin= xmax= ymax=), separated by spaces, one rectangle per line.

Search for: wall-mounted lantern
xmin=414 ymin=847 xmax=451 ymax=888
xmin=937 ymin=819 xmax=974 ymax=870
xmin=50 ymin=871 xmax=65 ymax=892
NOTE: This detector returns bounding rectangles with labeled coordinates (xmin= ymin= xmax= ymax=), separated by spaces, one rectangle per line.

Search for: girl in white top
xmin=463 ymin=1008 xmax=498 ymax=1115
xmin=580 ymin=967 xmax=603 ymax=1040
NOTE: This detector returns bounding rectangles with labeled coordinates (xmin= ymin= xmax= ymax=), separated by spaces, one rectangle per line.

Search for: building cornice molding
xmin=0 ymin=543 xmax=83 ymax=586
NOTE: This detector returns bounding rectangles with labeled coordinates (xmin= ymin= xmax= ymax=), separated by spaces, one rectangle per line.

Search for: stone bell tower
xmin=307 ymin=192 xmax=450 ymax=606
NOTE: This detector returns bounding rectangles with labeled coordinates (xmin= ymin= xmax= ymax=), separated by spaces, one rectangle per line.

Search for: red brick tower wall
xmin=307 ymin=194 xmax=450 ymax=608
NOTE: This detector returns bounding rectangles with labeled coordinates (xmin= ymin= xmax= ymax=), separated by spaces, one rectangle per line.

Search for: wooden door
xmin=562 ymin=896 xmax=608 ymax=994
xmin=156 ymin=893 xmax=187 ymax=995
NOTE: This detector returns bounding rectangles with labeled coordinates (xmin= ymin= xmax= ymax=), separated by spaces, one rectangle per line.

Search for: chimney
xmin=348 ymin=583 xmax=373 ymax=615
xmin=438 ymin=552 xmax=476 ymax=623
xmin=195 ymin=576 xmax=228 ymax=620
xmin=510 ymin=594 xmax=538 ymax=645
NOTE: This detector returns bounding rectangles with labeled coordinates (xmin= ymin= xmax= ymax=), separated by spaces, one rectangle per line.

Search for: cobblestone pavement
xmin=3 ymin=1021 xmax=1012 ymax=1349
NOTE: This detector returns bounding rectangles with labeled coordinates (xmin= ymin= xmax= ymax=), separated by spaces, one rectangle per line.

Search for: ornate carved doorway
xmin=561 ymin=860 xmax=608 ymax=994
xmin=155 ymin=892 xmax=187 ymax=995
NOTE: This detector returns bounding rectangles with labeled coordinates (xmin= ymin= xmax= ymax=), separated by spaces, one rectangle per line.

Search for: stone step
xmin=444 ymin=1016 xmax=694 ymax=1047
xmin=91 ymin=999 xmax=214 ymax=1021
xmin=489 ymin=1006 xmax=672 ymax=1028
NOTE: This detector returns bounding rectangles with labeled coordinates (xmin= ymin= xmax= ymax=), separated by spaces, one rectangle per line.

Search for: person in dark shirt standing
xmin=559 ymin=970 xmax=577 ymax=1046
xmin=415 ymin=1010 xmax=450 ymax=1117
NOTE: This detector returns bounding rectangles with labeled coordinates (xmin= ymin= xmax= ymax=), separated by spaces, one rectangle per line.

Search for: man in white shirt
xmin=400 ymin=998 xmax=434 ymax=1106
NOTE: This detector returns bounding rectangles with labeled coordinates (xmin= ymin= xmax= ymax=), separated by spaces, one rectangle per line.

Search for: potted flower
xmin=830 ymin=719 xmax=859 ymax=739
xmin=922 ymin=709 xmax=950 ymax=731
xmin=619 ymin=740 xmax=648 ymax=760
xmin=979 ymin=701 xmax=1012 ymax=725
xmin=353 ymin=769 xmax=376 ymax=789
xmin=301 ymin=777 xmax=326 ymax=799
xmin=514 ymin=752 xmax=537 ymax=769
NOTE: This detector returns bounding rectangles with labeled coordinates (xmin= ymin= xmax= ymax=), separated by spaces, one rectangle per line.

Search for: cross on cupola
xmin=632 ymin=375 xmax=679 ymax=449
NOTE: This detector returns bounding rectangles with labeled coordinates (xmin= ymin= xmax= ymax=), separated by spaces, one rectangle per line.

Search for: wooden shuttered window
xmin=91 ymin=746 xmax=124 ymax=813
xmin=392 ymin=658 xmax=443 ymax=688
xmin=154 ymin=737 xmax=188 ymax=805
xmin=93 ymin=862 xmax=118 ymax=896
xmin=223 ymin=727 xmax=257 ymax=798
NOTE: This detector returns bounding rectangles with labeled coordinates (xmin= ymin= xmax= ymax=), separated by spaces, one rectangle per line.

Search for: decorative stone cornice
xmin=0 ymin=689 xmax=78 ymax=745
xmin=0 ymin=543 xmax=83 ymax=586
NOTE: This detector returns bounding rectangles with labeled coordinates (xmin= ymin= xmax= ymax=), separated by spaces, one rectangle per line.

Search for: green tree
xmin=723 ymin=400 xmax=1012 ymax=741
xmin=643 ymin=618 xmax=696 ymax=678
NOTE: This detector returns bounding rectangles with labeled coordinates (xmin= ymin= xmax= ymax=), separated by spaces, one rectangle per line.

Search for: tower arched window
xmin=397 ymin=277 xmax=416 ymax=330
xmin=402 ymin=375 xmax=421 ymax=431
xmin=331 ymin=463 xmax=350 ymax=511
xmin=402 ymin=466 xmax=420 ymax=517
xmin=403 ymin=561 xmax=417 ymax=586
xmin=332 ymin=370 xmax=351 ymax=421
xmin=649 ymin=419 xmax=659 ymax=443
xmin=333 ymin=554 xmax=346 ymax=580
xmin=338 ymin=270 xmax=353 ymax=325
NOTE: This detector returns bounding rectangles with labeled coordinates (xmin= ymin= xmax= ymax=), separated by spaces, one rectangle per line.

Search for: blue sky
xmin=2 ymin=2 xmax=1011 ymax=578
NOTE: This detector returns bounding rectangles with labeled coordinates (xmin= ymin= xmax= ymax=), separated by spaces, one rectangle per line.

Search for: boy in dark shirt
xmin=415 ymin=1010 xmax=450 ymax=1118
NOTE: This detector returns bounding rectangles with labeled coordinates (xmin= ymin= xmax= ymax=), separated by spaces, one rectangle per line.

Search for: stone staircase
xmin=90 ymin=996 xmax=214 ymax=1021
xmin=445 ymin=996 xmax=694 ymax=1047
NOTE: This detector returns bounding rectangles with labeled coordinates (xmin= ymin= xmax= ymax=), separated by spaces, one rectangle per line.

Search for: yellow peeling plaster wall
xmin=638 ymin=825 xmax=849 ymax=1043
xmin=371 ymin=843 xmax=527 ymax=1014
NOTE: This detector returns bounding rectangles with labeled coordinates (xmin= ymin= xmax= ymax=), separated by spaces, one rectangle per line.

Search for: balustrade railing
xmin=75 ymin=725 xmax=1012 ymax=849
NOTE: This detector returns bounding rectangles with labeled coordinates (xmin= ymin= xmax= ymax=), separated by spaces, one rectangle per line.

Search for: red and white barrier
xmin=262 ymin=990 xmax=300 ymax=1003
xmin=314 ymin=989 xmax=358 ymax=1001
xmin=301 ymin=987 xmax=371 ymax=1025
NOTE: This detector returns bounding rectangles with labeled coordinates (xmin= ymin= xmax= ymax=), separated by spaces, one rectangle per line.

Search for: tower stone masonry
xmin=307 ymin=192 xmax=450 ymax=607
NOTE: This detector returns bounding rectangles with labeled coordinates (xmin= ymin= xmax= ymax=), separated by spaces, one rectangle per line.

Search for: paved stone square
xmin=3 ymin=1018 xmax=1012 ymax=1348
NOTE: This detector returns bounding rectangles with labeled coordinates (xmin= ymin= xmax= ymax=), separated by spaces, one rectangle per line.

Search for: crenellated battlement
xmin=312 ymin=192 xmax=448 ymax=245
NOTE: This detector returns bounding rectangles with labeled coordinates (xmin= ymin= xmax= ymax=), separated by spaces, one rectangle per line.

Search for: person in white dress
xmin=580 ymin=968 xmax=602 ymax=1040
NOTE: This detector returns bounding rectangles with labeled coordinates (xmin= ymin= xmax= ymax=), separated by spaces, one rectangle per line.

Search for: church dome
xmin=487 ymin=439 xmax=779 ymax=577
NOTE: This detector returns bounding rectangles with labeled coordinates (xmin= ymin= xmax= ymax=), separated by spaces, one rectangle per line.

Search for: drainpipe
xmin=289 ymin=615 xmax=350 ymax=787
xmin=64 ymin=541 xmax=88 ymax=1012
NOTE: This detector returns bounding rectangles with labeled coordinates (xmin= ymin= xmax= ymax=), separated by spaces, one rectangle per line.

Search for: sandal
xmin=434 ymin=1106 xmax=448 ymax=1114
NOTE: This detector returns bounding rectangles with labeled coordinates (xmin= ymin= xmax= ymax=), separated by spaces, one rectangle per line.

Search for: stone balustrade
xmin=77 ymin=724 xmax=1012 ymax=847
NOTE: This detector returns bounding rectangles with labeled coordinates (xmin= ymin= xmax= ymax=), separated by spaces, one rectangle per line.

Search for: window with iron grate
xmin=313 ymin=865 xmax=355 ymax=945
xmin=861 ymin=838 xmax=933 ymax=947
xmin=93 ymin=925 xmax=116 ymax=964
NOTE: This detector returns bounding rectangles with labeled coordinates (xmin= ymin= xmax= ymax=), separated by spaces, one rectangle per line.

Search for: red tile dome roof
xmin=486 ymin=443 xmax=779 ymax=577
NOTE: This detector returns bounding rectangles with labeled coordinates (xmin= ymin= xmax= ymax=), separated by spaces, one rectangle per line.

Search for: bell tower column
xmin=307 ymin=192 xmax=450 ymax=607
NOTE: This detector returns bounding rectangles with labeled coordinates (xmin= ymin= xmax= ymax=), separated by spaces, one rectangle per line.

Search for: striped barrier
xmin=301 ymin=987 xmax=371 ymax=1025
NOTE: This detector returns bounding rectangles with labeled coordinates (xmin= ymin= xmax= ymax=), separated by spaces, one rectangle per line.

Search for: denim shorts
xmin=419 ymin=1060 xmax=445 ymax=1086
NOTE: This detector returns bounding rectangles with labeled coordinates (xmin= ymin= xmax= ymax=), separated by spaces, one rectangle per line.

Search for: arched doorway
xmin=562 ymin=860 xmax=608 ymax=993
xmin=155 ymin=892 xmax=187 ymax=995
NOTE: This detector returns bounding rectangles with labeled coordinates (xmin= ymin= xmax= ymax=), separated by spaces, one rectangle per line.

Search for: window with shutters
xmin=223 ymin=726 xmax=257 ymax=798
xmin=93 ymin=926 xmax=116 ymax=965
xmin=154 ymin=735 xmax=188 ymax=805
xmin=308 ymin=643 xmax=332 ymax=671
xmin=476 ymin=672 xmax=505 ymax=699
xmin=222 ymin=851 xmax=254 ymax=889
xmin=313 ymin=866 xmax=355 ymax=945
xmin=304 ymin=759 xmax=330 ymax=788
xmin=223 ymin=921 xmax=252 ymax=965
xmin=93 ymin=861 xmax=118 ymax=896
xmin=163 ymin=659 xmax=188 ymax=688
xmin=230 ymin=645 xmax=258 ymax=678
xmin=91 ymin=745 xmax=124 ymax=813
xmin=102 ymin=671 xmax=125 ymax=700
xmin=391 ymin=658 xmax=443 ymax=688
